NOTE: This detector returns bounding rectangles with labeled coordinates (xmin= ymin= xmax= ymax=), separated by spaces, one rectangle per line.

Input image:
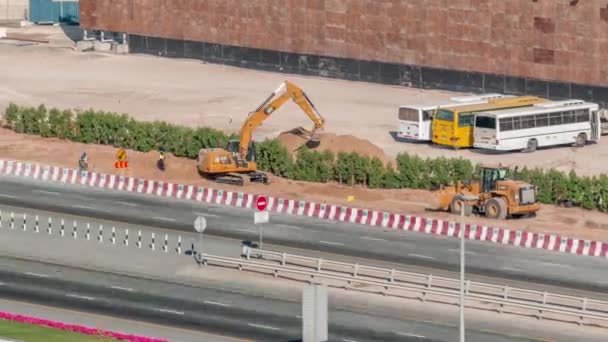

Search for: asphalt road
xmin=0 ymin=176 xmax=606 ymax=294
xmin=0 ymin=257 xmax=549 ymax=342
xmin=0 ymin=211 xmax=604 ymax=342
xmin=1 ymin=201 xmax=607 ymax=303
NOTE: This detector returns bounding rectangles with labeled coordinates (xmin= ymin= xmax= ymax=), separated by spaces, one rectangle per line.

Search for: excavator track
xmin=213 ymin=172 xmax=268 ymax=186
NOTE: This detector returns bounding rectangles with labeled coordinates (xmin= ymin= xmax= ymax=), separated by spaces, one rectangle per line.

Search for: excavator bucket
xmin=293 ymin=126 xmax=322 ymax=148
xmin=306 ymin=134 xmax=321 ymax=148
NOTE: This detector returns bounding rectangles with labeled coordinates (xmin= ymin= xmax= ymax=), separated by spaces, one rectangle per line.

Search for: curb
xmin=0 ymin=310 xmax=167 ymax=342
xmin=0 ymin=159 xmax=606 ymax=259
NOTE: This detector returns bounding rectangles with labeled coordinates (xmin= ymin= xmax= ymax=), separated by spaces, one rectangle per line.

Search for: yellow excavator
xmin=197 ymin=81 xmax=326 ymax=185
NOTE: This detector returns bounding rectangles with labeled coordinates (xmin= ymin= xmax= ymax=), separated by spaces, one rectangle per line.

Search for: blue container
xmin=29 ymin=0 xmax=80 ymax=24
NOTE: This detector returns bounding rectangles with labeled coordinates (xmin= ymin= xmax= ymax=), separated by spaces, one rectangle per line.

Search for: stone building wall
xmin=79 ymin=0 xmax=608 ymax=101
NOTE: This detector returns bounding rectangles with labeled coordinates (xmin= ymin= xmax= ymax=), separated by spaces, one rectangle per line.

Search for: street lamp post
xmin=460 ymin=202 xmax=465 ymax=342
xmin=458 ymin=195 xmax=477 ymax=342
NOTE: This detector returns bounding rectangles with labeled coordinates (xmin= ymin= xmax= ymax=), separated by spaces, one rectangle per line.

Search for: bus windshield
xmin=475 ymin=116 xmax=496 ymax=129
xmin=435 ymin=109 xmax=454 ymax=122
xmin=398 ymin=108 xmax=420 ymax=121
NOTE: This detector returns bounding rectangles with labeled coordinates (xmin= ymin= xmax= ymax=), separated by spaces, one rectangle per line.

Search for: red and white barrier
xmin=0 ymin=159 xmax=606 ymax=258
xmin=0 ymin=310 xmax=167 ymax=342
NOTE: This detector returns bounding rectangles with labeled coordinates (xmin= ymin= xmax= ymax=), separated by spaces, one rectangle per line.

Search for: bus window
xmin=458 ymin=112 xmax=475 ymax=127
xmin=521 ymin=115 xmax=535 ymax=129
xmin=500 ymin=118 xmax=514 ymax=131
xmin=475 ymin=116 xmax=496 ymax=129
xmin=399 ymin=108 xmax=420 ymax=121
xmin=535 ymin=113 xmax=549 ymax=127
xmin=422 ymin=110 xmax=434 ymax=121
xmin=435 ymin=109 xmax=454 ymax=121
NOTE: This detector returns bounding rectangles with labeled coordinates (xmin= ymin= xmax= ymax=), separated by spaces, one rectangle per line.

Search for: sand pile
xmin=277 ymin=131 xmax=394 ymax=165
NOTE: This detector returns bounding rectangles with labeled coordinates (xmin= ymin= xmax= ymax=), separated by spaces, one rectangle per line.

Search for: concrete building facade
xmin=79 ymin=0 xmax=608 ymax=104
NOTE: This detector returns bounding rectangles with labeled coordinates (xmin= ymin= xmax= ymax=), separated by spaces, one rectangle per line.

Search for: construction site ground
xmin=0 ymin=25 xmax=607 ymax=243
xmin=1 ymin=25 xmax=608 ymax=176
xmin=0 ymin=127 xmax=606 ymax=242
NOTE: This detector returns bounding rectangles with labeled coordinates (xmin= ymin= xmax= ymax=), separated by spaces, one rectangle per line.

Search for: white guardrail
xmin=197 ymin=246 xmax=608 ymax=328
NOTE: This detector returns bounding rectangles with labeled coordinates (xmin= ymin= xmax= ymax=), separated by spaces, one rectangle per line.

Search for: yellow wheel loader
xmin=434 ymin=165 xmax=540 ymax=219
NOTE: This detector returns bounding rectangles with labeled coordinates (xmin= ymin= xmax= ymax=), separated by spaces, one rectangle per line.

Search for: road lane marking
xmin=396 ymin=332 xmax=425 ymax=338
xmin=236 ymin=228 xmax=255 ymax=233
xmin=343 ymin=339 xmax=358 ymax=342
xmin=117 ymin=201 xmax=137 ymax=207
xmin=0 ymin=194 xmax=16 ymax=199
xmin=24 ymin=272 xmax=50 ymax=278
xmin=152 ymin=216 xmax=176 ymax=222
xmin=408 ymin=253 xmax=435 ymax=260
xmin=33 ymin=190 xmax=61 ymax=195
xmin=502 ymin=267 xmax=525 ymax=273
xmin=66 ymin=294 xmax=95 ymax=301
xmin=275 ymin=224 xmax=301 ymax=230
xmin=71 ymin=204 xmax=109 ymax=212
xmin=539 ymin=262 xmax=571 ymax=268
xmin=204 ymin=301 xmax=231 ymax=307
xmin=247 ymin=323 xmax=280 ymax=331
xmin=194 ymin=212 xmax=220 ymax=218
xmin=447 ymin=249 xmax=477 ymax=255
xmin=154 ymin=308 xmax=184 ymax=315
xmin=594 ymin=281 xmax=608 ymax=285
xmin=0 ymin=282 xmax=5 ymax=286
xmin=110 ymin=286 xmax=135 ymax=292
xmin=319 ymin=240 xmax=345 ymax=246
xmin=360 ymin=236 xmax=386 ymax=241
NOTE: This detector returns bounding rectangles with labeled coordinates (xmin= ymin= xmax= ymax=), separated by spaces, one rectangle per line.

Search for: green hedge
xmin=4 ymin=103 xmax=608 ymax=212
xmin=3 ymin=103 xmax=234 ymax=158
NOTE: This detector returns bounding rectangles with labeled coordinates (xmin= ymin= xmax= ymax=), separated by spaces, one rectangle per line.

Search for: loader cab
xmin=480 ymin=166 xmax=509 ymax=193
xmin=226 ymin=140 xmax=257 ymax=162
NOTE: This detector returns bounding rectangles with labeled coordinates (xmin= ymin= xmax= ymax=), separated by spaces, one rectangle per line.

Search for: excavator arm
xmin=237 ymin=81 xmax=326 ymax=159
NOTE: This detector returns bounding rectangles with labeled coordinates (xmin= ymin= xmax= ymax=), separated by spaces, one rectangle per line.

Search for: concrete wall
xmin=79 ymin=0 xmax=608 ymax=88
xmin=0 ymin=0 xmax=28 ymax=21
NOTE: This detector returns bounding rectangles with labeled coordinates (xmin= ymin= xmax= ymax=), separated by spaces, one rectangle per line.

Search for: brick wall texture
xmin=79 ymin=0 xmax=608 ymax=87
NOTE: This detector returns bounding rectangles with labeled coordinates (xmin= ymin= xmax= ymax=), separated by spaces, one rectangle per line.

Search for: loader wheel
xmin=450 ymin=196 xmax=472 ymax=216
xmin=485 ymin=197 xmax=507 ymax=220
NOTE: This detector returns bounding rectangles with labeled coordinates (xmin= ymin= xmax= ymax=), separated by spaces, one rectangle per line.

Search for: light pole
xmin=460 ymin=202 xmax=465 ymax=342
xmin=458 ymin=195 xmax=476 ymax=342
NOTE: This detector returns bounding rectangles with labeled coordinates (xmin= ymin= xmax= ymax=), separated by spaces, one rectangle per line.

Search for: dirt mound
xmin=277 ymin=131 xmax=393 ymax=165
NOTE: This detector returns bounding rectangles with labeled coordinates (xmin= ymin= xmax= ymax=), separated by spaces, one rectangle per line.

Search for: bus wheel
xmin=523 ymin=139 xmax=537 ymax=153
xmin=574 ymin=133 xmax=587 ymax=148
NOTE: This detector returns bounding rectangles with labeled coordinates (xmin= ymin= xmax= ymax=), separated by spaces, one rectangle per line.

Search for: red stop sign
xmin=256 ymin=196 xmax=267 ymax=211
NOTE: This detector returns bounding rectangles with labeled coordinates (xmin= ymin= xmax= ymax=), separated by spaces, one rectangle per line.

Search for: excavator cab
xmin=226 ymin=140 xmax=257 ymax=162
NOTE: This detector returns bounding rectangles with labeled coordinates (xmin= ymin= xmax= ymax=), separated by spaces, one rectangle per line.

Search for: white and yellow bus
xmin=397 ymin=94 xmax=506 ymax=141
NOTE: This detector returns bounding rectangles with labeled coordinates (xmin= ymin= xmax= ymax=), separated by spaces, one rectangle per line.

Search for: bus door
xmin=591 ymin=110 xmax=600 ymax=140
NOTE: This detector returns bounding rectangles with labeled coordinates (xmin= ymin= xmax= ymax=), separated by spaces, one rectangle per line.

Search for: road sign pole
xmin=194 ymin=216 xmax=208 ymax=267
xmin=259 ymin=224 xmax=264 ymax=250
xmin=254 ymin=196 xmax=269 ymax=249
